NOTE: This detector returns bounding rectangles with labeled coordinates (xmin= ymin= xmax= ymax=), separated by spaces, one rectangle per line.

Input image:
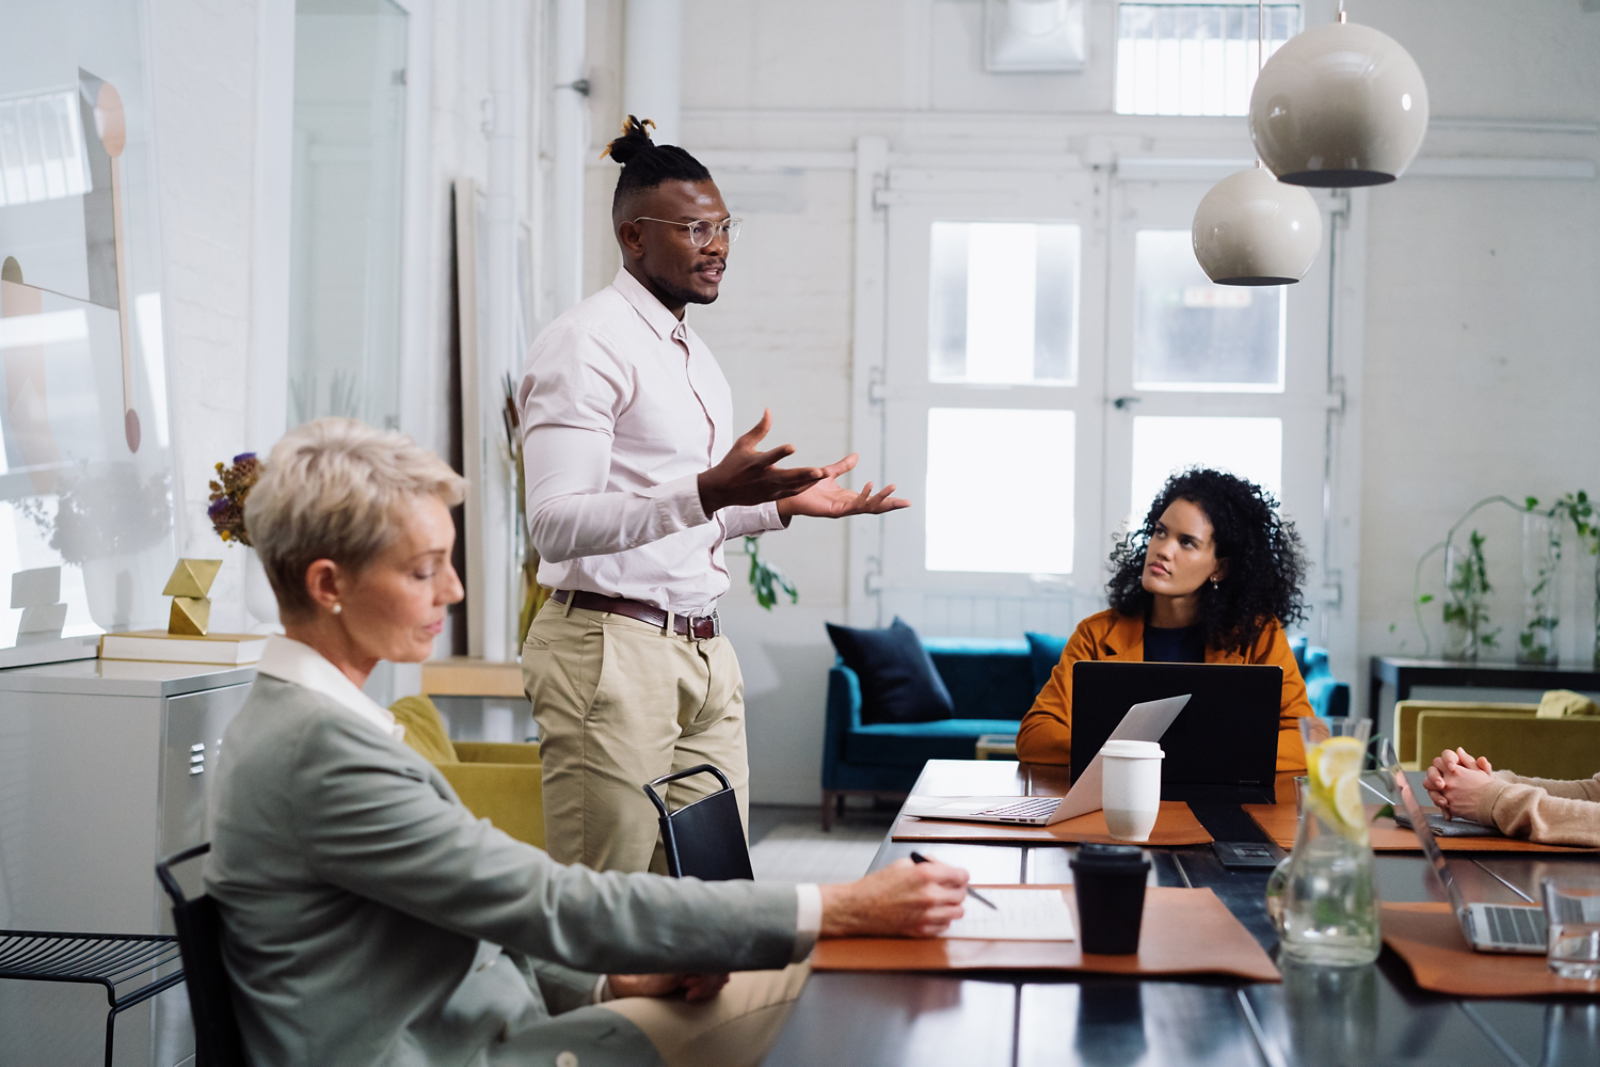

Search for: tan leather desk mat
xmin=1243 ymin=804 xmax=1597 ymax=853
xmin=813 ymin=886 xmax=1278 ymax=981
xmin=892 ymin=800 xmax=1212 ymax=846
xmin=1382 ymin=902 xmax=1600 ymax=996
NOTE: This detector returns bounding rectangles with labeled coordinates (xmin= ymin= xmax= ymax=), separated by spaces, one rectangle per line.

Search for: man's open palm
xmin=778 ymin=452 xmax=911 ymax=521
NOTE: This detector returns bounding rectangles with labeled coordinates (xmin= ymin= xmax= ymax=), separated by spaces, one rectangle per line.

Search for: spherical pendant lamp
xmin=1249 ymin=16 xmax=1429 ymax=187
xmin=1192 ymin=165 xmax=1323 ymax=286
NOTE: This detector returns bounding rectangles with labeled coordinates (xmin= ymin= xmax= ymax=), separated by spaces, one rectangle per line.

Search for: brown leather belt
xmin=552 ymin=589 xmax=721 ymax=639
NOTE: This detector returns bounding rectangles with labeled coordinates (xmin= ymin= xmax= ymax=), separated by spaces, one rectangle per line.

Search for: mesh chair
xmin=155 ymin=843 xmax=248 ymax=1067
xmin=643 ymin=764 xmax=754 ymax=881
xmin=0 ymin=928 xmax=183 ymax=1067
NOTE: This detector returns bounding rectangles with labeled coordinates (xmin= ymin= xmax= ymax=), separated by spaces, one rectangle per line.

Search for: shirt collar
xmin=612 ymin=267 xmax=689 ymax=343
xmin=256 ymin=635 xmax=406 ymax=741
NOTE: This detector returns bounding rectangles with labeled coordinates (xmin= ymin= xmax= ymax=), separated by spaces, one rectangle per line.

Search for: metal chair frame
xmin=0 ymin=928 xmax=184 ymax=1067
xmin=156 ymin=842 xmax=249 ymax=1067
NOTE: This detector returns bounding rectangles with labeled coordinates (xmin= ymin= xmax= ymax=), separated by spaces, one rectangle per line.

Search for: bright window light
xmin=1134 ymin=230 xmax=1285 ymax=392
xmin=929 ymin=221 xmax=1079 ymax=385
xmin=0 ymin=308 xmax=90 ymax=349
xmin=1129 ymin=415 xmax=1282 ymax=526
xmin=0 ymin=89 xmax=92 ymax=207
xmin=926 ymin=408 xmax=1075 ymax=574
xmin=1116 ymin=3 xmax=1300 ymax=117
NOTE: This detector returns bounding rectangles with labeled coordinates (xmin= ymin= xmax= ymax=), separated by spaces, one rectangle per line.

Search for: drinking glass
xmin=1542 ymin=877 xmax=1600 ymax=980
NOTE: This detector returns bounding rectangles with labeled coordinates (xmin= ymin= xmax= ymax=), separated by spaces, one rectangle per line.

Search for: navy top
xmin=1143 ymin=623 xmax=1206 ymax=664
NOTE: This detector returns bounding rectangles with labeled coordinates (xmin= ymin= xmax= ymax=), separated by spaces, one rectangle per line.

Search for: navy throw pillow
xmin=826 ymin=617 xmax=955 ymax=724
xmin=1024 ymin=631 xmax=1071 ymax=695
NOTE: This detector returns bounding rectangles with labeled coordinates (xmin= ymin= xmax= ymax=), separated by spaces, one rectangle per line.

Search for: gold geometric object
xmin=168 ymin=596 xmax=212 ymax=636
xmin=163 ymin=559 xmax=222 ymax=635
xmin=162 ymin=559 xmax=222 ymax=599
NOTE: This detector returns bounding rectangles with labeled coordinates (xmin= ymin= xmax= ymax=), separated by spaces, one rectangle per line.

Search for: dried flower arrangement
xmin=208 ymin=453 xmax=260 ymax=547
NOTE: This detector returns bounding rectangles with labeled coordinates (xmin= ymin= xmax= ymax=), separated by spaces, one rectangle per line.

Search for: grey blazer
xmin=205 ymin=676 xmax=801 ymax=1067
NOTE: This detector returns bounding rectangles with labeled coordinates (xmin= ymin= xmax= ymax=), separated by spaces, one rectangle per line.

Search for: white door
xmin=866 ymin=166 xmax=1108 ymax=635
xmin=855 ymin=162 xmax=1341 ymax=645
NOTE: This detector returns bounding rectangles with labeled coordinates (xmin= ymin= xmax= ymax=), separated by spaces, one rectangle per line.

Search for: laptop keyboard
xmin=1484 ymin=904 xmax=1546 ymax=947
xmin=975 ymin=798 xmax=1059 ymax=820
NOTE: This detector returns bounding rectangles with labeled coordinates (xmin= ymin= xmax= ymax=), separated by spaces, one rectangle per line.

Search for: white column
xmin=247 ymin=0 xmax=295 ymax=454
xmin=551 ymin=0 xmax=587 ymax=315
xmin=623 ymin=0 xmax=682 ymax=146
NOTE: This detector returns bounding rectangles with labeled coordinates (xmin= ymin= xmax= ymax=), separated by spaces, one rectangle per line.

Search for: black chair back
xmin=643 ymin=764 xmax=754 ymax=881
xmin=155 ymin=843 xmax=249 ymax=1067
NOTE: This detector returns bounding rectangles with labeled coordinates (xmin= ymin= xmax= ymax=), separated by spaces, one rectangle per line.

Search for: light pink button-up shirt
xmin=518 ymin=269 xmax=784 ymax=616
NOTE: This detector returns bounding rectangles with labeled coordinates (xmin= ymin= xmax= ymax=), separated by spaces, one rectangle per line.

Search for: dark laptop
xmin=1071 ymin=661 xmax=1282 ymax=804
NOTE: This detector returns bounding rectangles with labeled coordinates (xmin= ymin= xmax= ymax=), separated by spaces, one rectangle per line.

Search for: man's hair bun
xmin=602 ymin=115 xmax=657 ymax=167
xmin=602 ymin=115 xmax=713 ymax=214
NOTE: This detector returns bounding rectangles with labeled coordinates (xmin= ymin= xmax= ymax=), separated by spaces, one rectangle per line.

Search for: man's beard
xmin=649 ymin=268 xmax=722 ymax=307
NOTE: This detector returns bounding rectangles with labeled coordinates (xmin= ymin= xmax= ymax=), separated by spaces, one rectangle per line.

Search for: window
xmin=926 ymin=408 xmax=1076 ymax=574
xmin=0 ymin=89 xmax=91 ymax=207
xmin=1116 ymin=2 xmax=1301 ymax=116
xmin=1133 ymin=230 xmax=1285 ymax=392
xmin=1130 ymin=415 xmax=1283 ymax=523
xmin=928 ymin=221 xmax=1080 ymax=385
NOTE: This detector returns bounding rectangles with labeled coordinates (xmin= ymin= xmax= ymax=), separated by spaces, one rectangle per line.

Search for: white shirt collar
xmin=612 ymin=267 xmax=689 ymax=343
xmin=256 ymin=635 xmax=406 ymax=741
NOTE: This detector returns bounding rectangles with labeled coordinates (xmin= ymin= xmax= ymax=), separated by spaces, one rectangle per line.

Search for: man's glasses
xmin=631 ymin=216 xmax=742 ymax=248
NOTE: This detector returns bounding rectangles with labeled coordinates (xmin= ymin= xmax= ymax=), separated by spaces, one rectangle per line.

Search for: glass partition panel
xmin=1133 ymin=229 xmax=1285 ymax=392
xmin=0 ymin=0 xmax=177 ymax=659
xmin=929 ymin=221 xmax=1079 ymax=385
xmin=926 ymin=407 xmax=1075 ymax=574
xmin=288 ymin=0 xmax=408 ymax=429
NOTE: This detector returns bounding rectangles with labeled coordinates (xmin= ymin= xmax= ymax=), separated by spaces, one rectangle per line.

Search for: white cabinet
xmin=0 ymin=658 xmax=254 ymax=1067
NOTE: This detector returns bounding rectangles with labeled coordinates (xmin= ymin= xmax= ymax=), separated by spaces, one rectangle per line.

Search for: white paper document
xmin=939 ymin=888 xmax=1078 ymax=941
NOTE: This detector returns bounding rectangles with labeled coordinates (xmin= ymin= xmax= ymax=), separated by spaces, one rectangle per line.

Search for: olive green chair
xmin=1397 ymin=699 xmax=1600 ymax=781
xmin=389 ymin=695 xmax=545 ymax=848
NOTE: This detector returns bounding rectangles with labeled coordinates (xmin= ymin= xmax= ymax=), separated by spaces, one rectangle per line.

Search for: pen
xmin=909 ymin=850 xmax=998 ymax=910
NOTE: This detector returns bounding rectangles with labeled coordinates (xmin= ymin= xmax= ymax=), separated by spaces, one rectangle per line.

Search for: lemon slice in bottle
xmin=1312 ymin=736 xmax=1365 ymax=792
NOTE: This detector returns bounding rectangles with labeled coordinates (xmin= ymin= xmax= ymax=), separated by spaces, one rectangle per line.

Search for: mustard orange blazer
xmin=1016 ymin=609 xmax=1312 ymax=785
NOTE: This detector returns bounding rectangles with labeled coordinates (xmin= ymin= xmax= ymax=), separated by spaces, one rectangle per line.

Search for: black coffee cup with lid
xmin=1070 ymin=843 xmax=1151 ymax=955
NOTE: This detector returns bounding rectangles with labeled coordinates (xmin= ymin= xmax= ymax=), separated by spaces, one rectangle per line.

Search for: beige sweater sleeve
xmin=1480 ymin=771 xmax=1600 ymax=848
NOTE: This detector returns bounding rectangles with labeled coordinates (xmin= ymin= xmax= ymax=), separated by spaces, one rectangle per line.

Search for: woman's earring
xmin=332 ymin=603 xmax=342 ymax=615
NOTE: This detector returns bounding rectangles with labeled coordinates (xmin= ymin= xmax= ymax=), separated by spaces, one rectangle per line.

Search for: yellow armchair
xmin=389 ymin=695 xmax=545 ymax=848
xmin=1395 ymin=701 xmax=1538 ymax=768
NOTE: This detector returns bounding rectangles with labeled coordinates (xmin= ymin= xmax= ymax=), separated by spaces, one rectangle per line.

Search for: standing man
xmin=518 ymin=117 xmax=907 ymax=873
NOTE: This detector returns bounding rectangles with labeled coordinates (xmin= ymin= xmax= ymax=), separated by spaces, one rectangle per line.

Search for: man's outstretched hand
xmin=777 ymin=452 xmax=911 ymax=524
xmin=698 ymin=410 xmax=825 ymax=515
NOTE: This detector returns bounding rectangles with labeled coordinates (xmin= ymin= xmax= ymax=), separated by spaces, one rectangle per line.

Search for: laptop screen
xmin=1386 ymin=758 xmax=1469 ymax=919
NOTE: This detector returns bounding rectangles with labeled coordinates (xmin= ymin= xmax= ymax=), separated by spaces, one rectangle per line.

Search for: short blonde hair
xmin=246 ymin=418 xmax=466 ymax=619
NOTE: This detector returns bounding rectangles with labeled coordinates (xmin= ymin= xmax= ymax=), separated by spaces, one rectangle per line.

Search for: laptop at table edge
xmin=900 ymin=694 xmax=1191 ymax=826
xmin=1385 ymin=760 xmax=1546 ymax=954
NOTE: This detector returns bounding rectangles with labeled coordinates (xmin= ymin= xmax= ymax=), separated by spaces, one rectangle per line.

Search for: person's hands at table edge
xmin=1423 ymin=747 xmax=1496 ymax=822
xmin=697 ymin=409 xmax=825 ymax=514
xmin=775 ymin=451 xmax=911 ymax=526
xmin=606 ymin=972 xmax=730 ymax=1002
xmin=818 ymin=857 xmax=970 ymax=938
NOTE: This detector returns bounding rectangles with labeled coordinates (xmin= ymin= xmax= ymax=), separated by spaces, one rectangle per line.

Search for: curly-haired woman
xmin=1016 ymin=468 xmax=1314 ymax=792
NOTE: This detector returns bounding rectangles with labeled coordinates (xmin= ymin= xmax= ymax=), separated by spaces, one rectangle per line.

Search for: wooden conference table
xmin=764 ymin=760 xmax=1600 ymax=1067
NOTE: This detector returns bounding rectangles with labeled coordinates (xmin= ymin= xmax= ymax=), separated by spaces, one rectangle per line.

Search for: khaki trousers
xmin=598 ymin=963 xmax=809 ymax=1067
xmin=522 ymin=597 xmax=749 ymax=873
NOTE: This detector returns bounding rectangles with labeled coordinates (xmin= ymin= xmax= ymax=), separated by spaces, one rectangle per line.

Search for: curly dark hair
xmin=1106 ymin=468 xmax=1307 ymax=653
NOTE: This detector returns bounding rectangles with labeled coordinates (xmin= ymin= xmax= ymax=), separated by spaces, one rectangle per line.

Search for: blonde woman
xmin=206 ymin=418 xmax=967 ymax=1067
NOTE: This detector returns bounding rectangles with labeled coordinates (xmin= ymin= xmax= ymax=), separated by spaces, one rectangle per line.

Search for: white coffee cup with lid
xmin=1101 ymin=739 xmax=1164 ymax=842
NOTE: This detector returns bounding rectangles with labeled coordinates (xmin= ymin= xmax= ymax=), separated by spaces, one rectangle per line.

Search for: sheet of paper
xmin=940 ymin=888 xmax=1077 ymax=941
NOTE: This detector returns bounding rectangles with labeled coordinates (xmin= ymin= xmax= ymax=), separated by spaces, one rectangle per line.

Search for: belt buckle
xmin=692 ymin=610 xmax=720 ymax=640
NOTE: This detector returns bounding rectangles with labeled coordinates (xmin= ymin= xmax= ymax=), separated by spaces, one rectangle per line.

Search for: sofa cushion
xmin=924 ymin=638 xmax=1034 ymax=721
xmin=826 ymin=617 xmax=954 ymax=724
xmin=845 ymin=719 xmax=1021 ymax=767
xmin=1024 ymin=631 xmax=1070 ymax=695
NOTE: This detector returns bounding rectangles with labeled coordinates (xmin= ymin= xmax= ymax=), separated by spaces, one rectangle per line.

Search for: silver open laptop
xmin=1383 ymin=748 xmax=1546 ymax=954
xmin=900 ymin=695 xmax=1190 ymax=827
